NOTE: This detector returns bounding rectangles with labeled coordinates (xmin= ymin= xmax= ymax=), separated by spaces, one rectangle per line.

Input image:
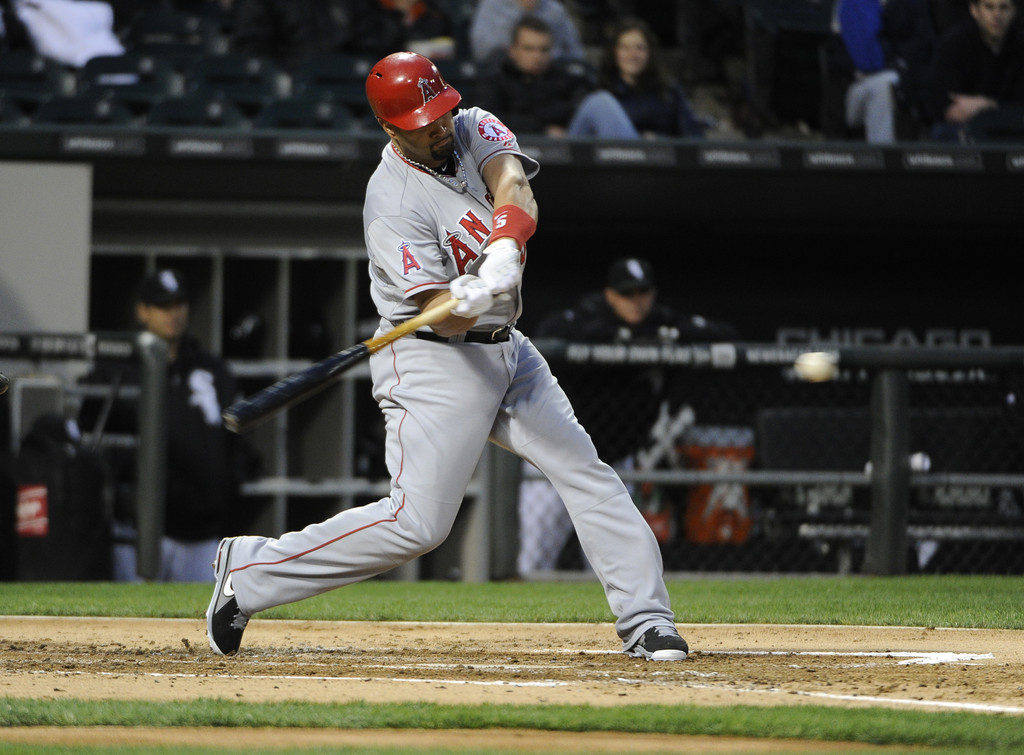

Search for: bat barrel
xmin=221 ymin=299 xmax=459 ymax=433
xmin=222 ymin=344 xmax=369 ymax=433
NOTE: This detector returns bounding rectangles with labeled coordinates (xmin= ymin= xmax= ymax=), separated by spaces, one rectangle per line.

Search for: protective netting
xmin=517 ymin=348 xmax=1024 ymax=575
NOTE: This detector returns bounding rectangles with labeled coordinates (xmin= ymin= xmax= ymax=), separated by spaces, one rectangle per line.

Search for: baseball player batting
xmin=207 ymin=52 xmax=688 ymax=661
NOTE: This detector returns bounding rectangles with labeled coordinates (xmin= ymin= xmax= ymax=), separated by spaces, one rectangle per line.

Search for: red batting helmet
xmin=366 ymin=52 xmax=462 ymax=130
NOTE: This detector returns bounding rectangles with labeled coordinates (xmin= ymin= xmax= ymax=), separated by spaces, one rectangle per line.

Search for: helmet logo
xmin=417 ymin=77 xmax=440 ymax=106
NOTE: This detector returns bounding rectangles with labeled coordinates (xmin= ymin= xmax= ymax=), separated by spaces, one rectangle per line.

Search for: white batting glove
xmin=477 ymin=238 xmax=522 ymax=293
xmin=450 ymin=274 xmax=494 ymax=317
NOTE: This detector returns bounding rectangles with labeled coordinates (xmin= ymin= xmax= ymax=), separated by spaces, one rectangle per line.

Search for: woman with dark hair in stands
xmin=598 ymin=16 xmax=709 ymax=138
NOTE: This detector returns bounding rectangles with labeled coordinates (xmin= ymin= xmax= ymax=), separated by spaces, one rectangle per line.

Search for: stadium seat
xmin=961 ymin=106 xmax=1024 ymax=145
xmin=185 ymin=54 xmax=289 ymax=116
xmin=78 ymin=53 xmax=183 ymax=116
xmin=33 ymin=94 xmax=135 ymax=126
xmin=0 ymin=95 xmax=29 ymax=125
xmin=291 ymin=54 xmax=375 ymax=115
xmin=0 ymin=51 xmax=76 ymax=109
xmin=253 ymin=97 xmax=355 ymax=131
xmin=123 ymin=10 xmax=227 ymax=69
xmin=146 ymin=94 xmax=248 ymax=128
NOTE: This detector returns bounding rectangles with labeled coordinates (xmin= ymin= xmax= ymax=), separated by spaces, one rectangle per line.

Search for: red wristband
xmin=491 ymin=204 xmax=537 ymax=248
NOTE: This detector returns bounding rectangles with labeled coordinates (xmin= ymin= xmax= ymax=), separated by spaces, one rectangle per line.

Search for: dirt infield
xmin=1 ymin=617 xmax=1022 ymax=752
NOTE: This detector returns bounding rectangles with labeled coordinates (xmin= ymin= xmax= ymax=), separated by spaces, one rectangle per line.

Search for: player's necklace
xmin=395 ymin=144 xmax=467 ymax=193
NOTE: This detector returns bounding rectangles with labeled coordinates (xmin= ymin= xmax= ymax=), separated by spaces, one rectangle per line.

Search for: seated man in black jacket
xmin=925 ymin=0 xmax=1024 ymax=140
xmin=475 ymin=14 xmax=638 ymax=138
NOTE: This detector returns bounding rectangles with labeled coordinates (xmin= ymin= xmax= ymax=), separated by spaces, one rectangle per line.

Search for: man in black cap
xmin=517 ymin=257 xmax=737 ymax=575
xmin=135 ymin=269 xmax=191 ymax=360
xmin=536 ymin=257 xmax=737 ymax=345
xmin=81 ymin=269 xmax=257 ymax=582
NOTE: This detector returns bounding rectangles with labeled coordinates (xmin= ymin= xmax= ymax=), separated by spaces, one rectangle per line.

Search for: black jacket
xmin=474 ymin=57 xmax=595 ymax=134
xmin=80 ymin=334 xmax=258 ymax=541
xmin=605 ymin=76 xmax=706 ymax=138
xmin=925 ymin=17 xmax=1024 ymax=122
xmin=536 ymin=291 xmax=737 ymax=345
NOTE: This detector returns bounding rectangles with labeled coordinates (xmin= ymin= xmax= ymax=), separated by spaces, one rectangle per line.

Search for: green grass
xmin=3 ymin=698 xmax=1024 ymax=752
xmin=0 ymin=749 xmax=664 ymax=755
xmin=1 ymin=575 xmax=1022 ymax=628
xmin=0 ymin=750 xmax=667 ymax=755
xmin=1 ymin=576 xmax=1022 ymax=753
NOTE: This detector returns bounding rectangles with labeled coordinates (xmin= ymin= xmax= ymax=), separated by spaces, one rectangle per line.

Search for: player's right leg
xmin=207 ymin=338 xmax=503 ymax=653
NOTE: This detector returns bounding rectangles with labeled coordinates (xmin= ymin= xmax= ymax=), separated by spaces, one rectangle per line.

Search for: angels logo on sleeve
xmin=479 ymin=118 xmax=513 ymax=142
xmin=399 ymin=241 xmax=422 ymax=275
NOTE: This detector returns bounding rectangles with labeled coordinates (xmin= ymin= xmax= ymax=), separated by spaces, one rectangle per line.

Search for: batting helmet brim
xmin=385 ymin=85 xmax=462 ymax=130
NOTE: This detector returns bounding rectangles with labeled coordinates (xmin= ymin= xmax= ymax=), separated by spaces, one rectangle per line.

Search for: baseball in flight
xmin=793 ymin=351 xmax=838 ymax=382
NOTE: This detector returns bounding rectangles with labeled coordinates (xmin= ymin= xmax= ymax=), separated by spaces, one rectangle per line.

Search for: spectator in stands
xmin=0 ymin=0 xmax=124 ymax=67
xmin=925 ymin=0 xmax=1024 ymax=141
xmin=597 ymin=16 xmax=710 ymax=139
xmin=823 ymin=0 xmax=936 ymax=144
xmin=517 ymin=257 xmax=737 ymax=575
xmin=474 ymin=15 xmax=639 ymax=138
xmin=79 ymin=269 xmax=258 ymax=582
xmin=469 ymin=0 xmax=584 ymax=66
xmin=230 ymin=0 xmax=455 ymax=70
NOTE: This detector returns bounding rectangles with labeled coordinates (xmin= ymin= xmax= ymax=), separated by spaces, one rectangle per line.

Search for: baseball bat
xmin=222 ymin=298 xmax=458 ymax=433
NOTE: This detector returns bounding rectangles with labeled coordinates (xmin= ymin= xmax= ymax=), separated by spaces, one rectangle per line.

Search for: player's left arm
xmin=477 ymin=154 xmax=538 ymax=293
xmin=482 ymin=153 xmax=538 ymax=226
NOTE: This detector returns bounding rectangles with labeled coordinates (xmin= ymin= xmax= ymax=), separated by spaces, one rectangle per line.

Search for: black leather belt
xmin=415 ymin=323 xmax=514 ymax=344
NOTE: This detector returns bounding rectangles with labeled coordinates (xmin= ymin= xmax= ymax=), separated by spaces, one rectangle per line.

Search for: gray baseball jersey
xmin=219 ymin=108 xmax=677 ymax=652
xmin=364 ymin=106 xmax=536 ymax=332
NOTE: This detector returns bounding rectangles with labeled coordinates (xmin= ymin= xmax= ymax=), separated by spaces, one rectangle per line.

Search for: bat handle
xmin=364 ymin=297 xmax=459 ymax=353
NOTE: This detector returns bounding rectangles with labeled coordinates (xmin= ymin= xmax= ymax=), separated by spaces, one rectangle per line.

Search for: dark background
xmin=4 ymin=128 xmax=1022 ymax=346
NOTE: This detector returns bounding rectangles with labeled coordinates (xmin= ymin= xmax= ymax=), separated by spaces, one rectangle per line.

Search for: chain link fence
xmin=517 ymin=342 xmax=1024 ymax=576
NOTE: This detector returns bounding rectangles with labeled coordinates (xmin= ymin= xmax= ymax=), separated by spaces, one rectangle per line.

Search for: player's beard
xmin=430 ymin=135 xmax=455 ymax=164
